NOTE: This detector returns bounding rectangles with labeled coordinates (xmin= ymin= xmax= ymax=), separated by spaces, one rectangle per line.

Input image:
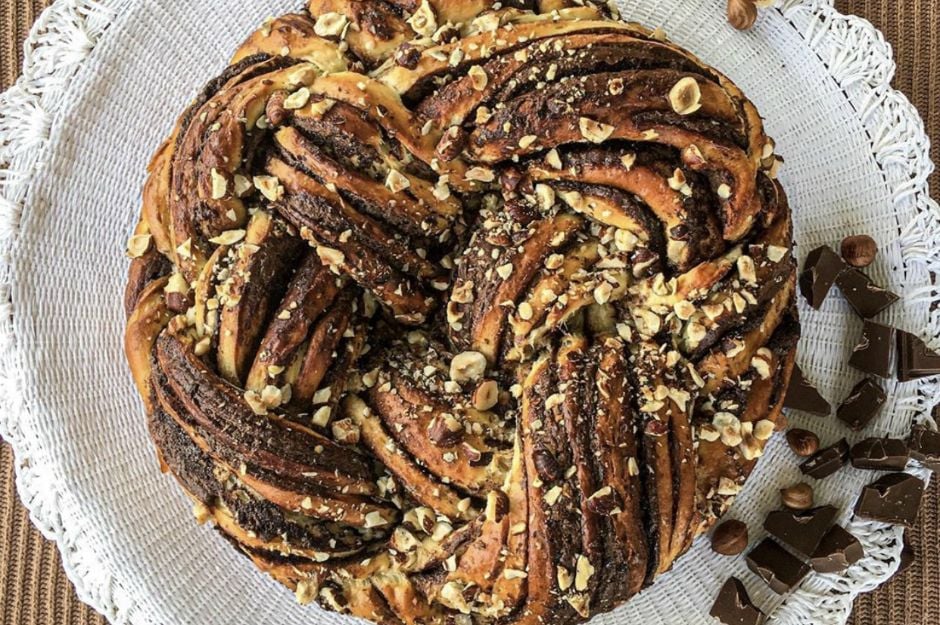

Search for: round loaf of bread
xmin=123 ymin=2 xmax=799 ymax=624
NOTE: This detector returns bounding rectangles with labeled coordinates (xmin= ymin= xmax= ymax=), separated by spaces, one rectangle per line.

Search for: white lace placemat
xmin=0 ymin=1 xmax=937 ymax=624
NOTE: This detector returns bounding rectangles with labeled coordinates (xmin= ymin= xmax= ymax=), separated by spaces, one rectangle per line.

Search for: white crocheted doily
xmin=0 ymin=1 xmax=937 ymax=624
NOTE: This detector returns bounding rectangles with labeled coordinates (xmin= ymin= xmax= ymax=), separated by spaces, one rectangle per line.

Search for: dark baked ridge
xmin=123 ymin=2 xmax=799 ymax=624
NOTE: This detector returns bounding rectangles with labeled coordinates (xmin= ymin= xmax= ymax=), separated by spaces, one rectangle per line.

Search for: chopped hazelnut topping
xmin=126 ymin=233 xmax=151 ymax=258
xmin=574 ymin=555 xmax=595 ymax=591
xmin=517 ymin=301 xmax=534 ymax=320
xmin=311 ymin=405 xmax=332 ymax=427
xmin=283 ymin=87 xmax=311 ymax=110
xmin=717 ymin=477 xmax=741 ymax=496
xmin=465 ymin=166 xmax=495 ymax=182
xmin=209 ymin=229 xmax=246 ymax=246
xmin=314 ymin=12 xmax=348 ymax=38
xmin=450 ymin=351 xmax=487 ymax=383
xmin=253 ymin=175 xmax=283 ymax=202
xmin=543 ymin=485 xmax=563 ymax=505
xmin=407 ymin=0 xmax=437 ymax=36
xmin=753 ymin=419 xmax=775 ymax=441
xmin=468 ymin=65 xmax=489 ymax=91
xmin=385 ymin=169 xmax=411 ymax=193
xmin=210 ymin=168 xmax=228 ymax=200
xmin=668 ymin=76 xmax=702 ymax=115
xmin=736 ymin=255 xmax=757 ymax=283
xmin=316 ymin=245 xmax=345 ymax=268
xmin=674 ymin=300 xmax=695 ymax=320
xmin=751 ymin=353 xmax=772 ymax=380
xmin=472 ymin=379 xmax=499 ymax=410
xmin=364 ymin=511 xmax=389 ymax=528
xmin=518 ymin=135 xmax=538 ymax=149
xmin=579 ymin=117 xmax=615 ymax=143
xmin=627 ymin=456 xmax=640 ymax=476
xmin=766 ymin=245 xmax=787 ymax=262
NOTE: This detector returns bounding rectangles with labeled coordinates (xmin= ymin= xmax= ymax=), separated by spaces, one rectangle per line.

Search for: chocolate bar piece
xmin=907 ymin=425 xmax=940 ymax=471
xmin=799 ymin=246 xmax=845 ymax=309
xmin=897 ymin=330 xmax=940 ymax=382
xmin=854 ymin=472 xmax=925 ymax=527
xmin=836 ymin=378 xmax=886 ymax=431
xmin=746 ymin=538 xmax=810 ymax=595
xmin=800 ymin=438 xmax=849 ymax=479
xmin=834 ymin=268 xmax=899 ymax=318
xmin=763 ymin=505 xmax=837 ymax=558
xmin=783 ymin=364 xmax=830 ymax=416
xmin=848 ymin=321 xmax=894 ymax=378
xmin=810 ymin=525 xmax=864 ymax=573
xmin=850 ymin=437 xmax=909 ymax=470
xmin=709 ymin=578 xmax=765 ymax=625
xmin=896 ymin=533 xmax=915 ymax=577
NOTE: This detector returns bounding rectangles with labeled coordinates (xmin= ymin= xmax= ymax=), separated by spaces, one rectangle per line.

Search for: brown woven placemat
xmin=0 ymin=1 xmax=937 ymax=623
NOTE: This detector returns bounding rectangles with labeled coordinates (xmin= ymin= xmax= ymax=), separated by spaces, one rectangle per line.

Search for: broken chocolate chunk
xmin=800 ymin=438 xmax=849 ymax=479
xmin=746 ymin=538 xmax=810 ymax=594
xmin=897 ymin=330 xmax=940 ymax=382
xmin=907 ymin=425 xmax=940 ymax=471
xmin=836 ymin=378 xmax=886 ymax=431
xmin=896 ymin=533 xmax=915 ymax=577
xmin=850 ymin=437 xmax=909 ymax=470
xmin=810 ymin=524 xmax=864 ymax=573
xmin=783 ymin=364 xmax=831 ymax=416
xmin=763 ymin=505 xmax=837 ymax=558
xmin=710 ymin=577 xmax=765 ymax=625
xmin=854 ymin=472 xmax=925 ymax=527
xmin=799 ymin=246 xmax=845 ymax=309
xmin=834 ymin=268 xmax=899 ymax=318
xmin=848 ymin=321 xmax=894 ymax=378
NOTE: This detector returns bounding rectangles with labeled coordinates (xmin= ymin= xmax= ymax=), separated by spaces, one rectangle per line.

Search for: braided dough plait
xmin=123 ymin=2 xmax=800 ymax=624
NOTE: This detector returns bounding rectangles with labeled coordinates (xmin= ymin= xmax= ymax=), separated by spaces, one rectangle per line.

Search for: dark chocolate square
xmin=709 ymin=577 xmax=765 ymax=625
xmin=848 ymin=321 xmax=894 ymax=378
xmin=763 ymin=505 xmax=837 ymax=558
xmin=849 ymin=437 xmax=909 ymax=470
xmin=834 ymin=268 xmax=899 ymax=318
xmin=907 ymin=425 xmax=940 ymax=471
xmin=783 ymin=364 xmax=830 ymax=416
xmin=799 ymin=246 xmax=845 ymax=309
xmin=854 ymin=472 xmax=925 ymax=527
xmin=810 ymin=525 xmax=864 ymax=573
xmin=836 ymin=378 xmax=886 ymax=431
xmin=746 ymin=538 xmax=810 ymax=595
xmin=800 ymin=438 xmax=849 ymax=479
xmin=896 ymin=330 xmax=940 ymax=382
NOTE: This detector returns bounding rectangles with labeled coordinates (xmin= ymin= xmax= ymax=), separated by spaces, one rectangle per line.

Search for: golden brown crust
xmin=124 ymin=3 xmax=798 ymax=624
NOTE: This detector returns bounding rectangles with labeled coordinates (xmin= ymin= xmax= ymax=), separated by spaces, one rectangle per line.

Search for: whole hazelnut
xmin=711 ymin=519 xmax=749 ymax=555
xmin=727 ymin=0 xmax=758 ymax=30
xmin=786 ymin=428 xmax=820 ymax=457
xmin=780 ymin=482 xmax=815 ymax=510
xmin=840 ymin=234 xmax=878 ymax=268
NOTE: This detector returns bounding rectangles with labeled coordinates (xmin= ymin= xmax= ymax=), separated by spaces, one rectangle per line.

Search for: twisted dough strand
xmin=124 ymin=2 xmax=799 ymax=624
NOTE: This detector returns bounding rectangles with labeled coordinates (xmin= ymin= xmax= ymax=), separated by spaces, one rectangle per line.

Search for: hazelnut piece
xmin=780 ymin=482 xmax=815 ymax=510
xmin=727 ymin=0 xmax=758 ymax=30
xmin=786 ymin=428 xmax=820 ymax=457
xmin=450 ymin=351 xmax=487 ymax=383
xmin=840 ymin=234 xmax=878 ymax=268
xmin=710 ymin=519 xmax=749 ymax=556
xmin=472 ymin=379 xmax=499 ymax=411
xmin=428 ymin=414 xmax=463 ymax=447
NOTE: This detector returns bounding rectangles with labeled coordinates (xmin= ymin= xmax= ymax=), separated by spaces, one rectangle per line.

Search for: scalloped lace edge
xmin=0 ymin=1 xmax=936 ymax=624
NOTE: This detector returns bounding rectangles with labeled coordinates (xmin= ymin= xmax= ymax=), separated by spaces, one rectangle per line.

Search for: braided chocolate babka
xmin=124 ymin=2 xmax=799 ymax=623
